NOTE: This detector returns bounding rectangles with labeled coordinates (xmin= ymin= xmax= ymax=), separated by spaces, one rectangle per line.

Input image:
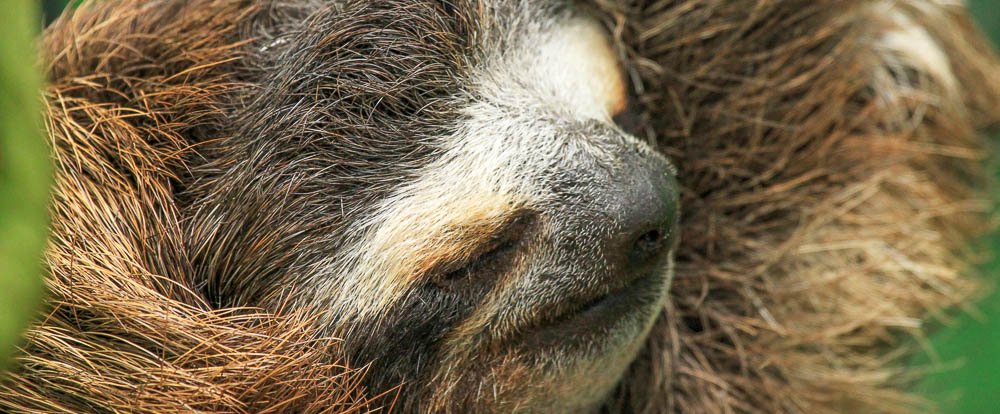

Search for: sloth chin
xmin=437 ymin=265 xmax=673 ymax=413
xmin=516 ymin=270 xmax=669 ymax=356
xmin=513 ymin=273 xmax=670 ymax=412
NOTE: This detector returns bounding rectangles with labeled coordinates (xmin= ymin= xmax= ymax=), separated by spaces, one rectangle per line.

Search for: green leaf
xmin=0 ymin=0 xmax=51 ymax=372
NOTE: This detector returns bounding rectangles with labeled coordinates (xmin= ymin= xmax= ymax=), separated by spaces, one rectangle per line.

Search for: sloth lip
xmin=517 ymin=272 xmax=664 ymax=348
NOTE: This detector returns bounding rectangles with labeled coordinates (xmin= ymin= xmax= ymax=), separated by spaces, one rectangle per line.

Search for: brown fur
xmin=597 ymin=1 xmax=1000 ymax=412
xmin=3 ymin=0 xmax=1000 ymax=413
xmin=1 ymin=2 xmax=379 ymax=412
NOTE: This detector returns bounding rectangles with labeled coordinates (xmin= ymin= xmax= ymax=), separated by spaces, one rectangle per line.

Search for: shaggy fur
xmin=593 ymin=1 xmax=1000 ymax=412
xmin=3 ymin=0 xmax=1000 ymax=413
xmin=2 ymin=2 xmax=380 ymax=412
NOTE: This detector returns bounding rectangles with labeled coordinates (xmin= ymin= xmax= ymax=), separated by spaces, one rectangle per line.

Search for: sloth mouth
xmin=517 ymin=271 xmax=666 ymax=350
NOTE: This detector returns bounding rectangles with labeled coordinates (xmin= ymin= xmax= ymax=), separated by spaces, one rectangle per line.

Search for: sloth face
xmin=188 ymin=1 xmax=677 ymax=412
xmin=339 ymin=16 xmax=678 ymax=409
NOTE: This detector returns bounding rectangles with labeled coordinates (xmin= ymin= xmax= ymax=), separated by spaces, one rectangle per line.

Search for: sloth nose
xmin=602 ymin=157 xmax=679 ymax=278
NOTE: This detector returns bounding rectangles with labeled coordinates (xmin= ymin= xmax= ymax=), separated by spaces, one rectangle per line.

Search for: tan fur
xmin=380 ymin=192 xmax=523 ymax=284
xmin=340 ymin=191 xmax=523 ymax=321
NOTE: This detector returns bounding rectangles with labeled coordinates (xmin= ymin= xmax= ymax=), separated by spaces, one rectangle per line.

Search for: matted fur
xmin=2 ymin=0 xmax=1000 ymax=413
xmin=592 ymin=0 xmax=1000 ymax=412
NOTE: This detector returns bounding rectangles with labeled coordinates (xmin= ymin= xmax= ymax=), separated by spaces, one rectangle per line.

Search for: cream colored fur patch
xmin=533 ymin=18 xmax=628 ymax=119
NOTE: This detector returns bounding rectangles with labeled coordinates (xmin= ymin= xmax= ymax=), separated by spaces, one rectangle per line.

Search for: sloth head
xmin=187 ymin=1 xmax=678 ymax=412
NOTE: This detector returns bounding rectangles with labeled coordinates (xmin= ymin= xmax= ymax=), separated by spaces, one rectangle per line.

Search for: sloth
xmin=183 ymin=2 xmax=682 ymax=411
xmin=189 ymin=2 xmax=680 ymax=411
xmin=4 ymin=0 xmax=1000 ymax=413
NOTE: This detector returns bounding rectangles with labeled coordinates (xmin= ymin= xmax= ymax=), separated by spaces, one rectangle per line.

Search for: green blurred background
xmin=912 ymin=2 xmax=1000 ymax=413
xmin=13 ymin=0 xmax=1000 ymax=412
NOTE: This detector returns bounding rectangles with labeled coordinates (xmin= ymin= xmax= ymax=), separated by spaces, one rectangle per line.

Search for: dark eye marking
xmin=430 ymin=211 xmax=535 ymax=288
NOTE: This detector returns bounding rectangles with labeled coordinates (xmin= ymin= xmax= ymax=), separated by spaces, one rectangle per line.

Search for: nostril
xmin=628 ymin=227 xmax=666 ymax=268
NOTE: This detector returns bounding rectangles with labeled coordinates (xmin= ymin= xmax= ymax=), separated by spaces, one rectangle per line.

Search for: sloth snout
xmin=557 ymin=141 xmax=680 ymax=290
xmin=492 ymin=151 xmax=680 ymax=346
xmin=612 ymin=165 xmax=679 ymax=281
